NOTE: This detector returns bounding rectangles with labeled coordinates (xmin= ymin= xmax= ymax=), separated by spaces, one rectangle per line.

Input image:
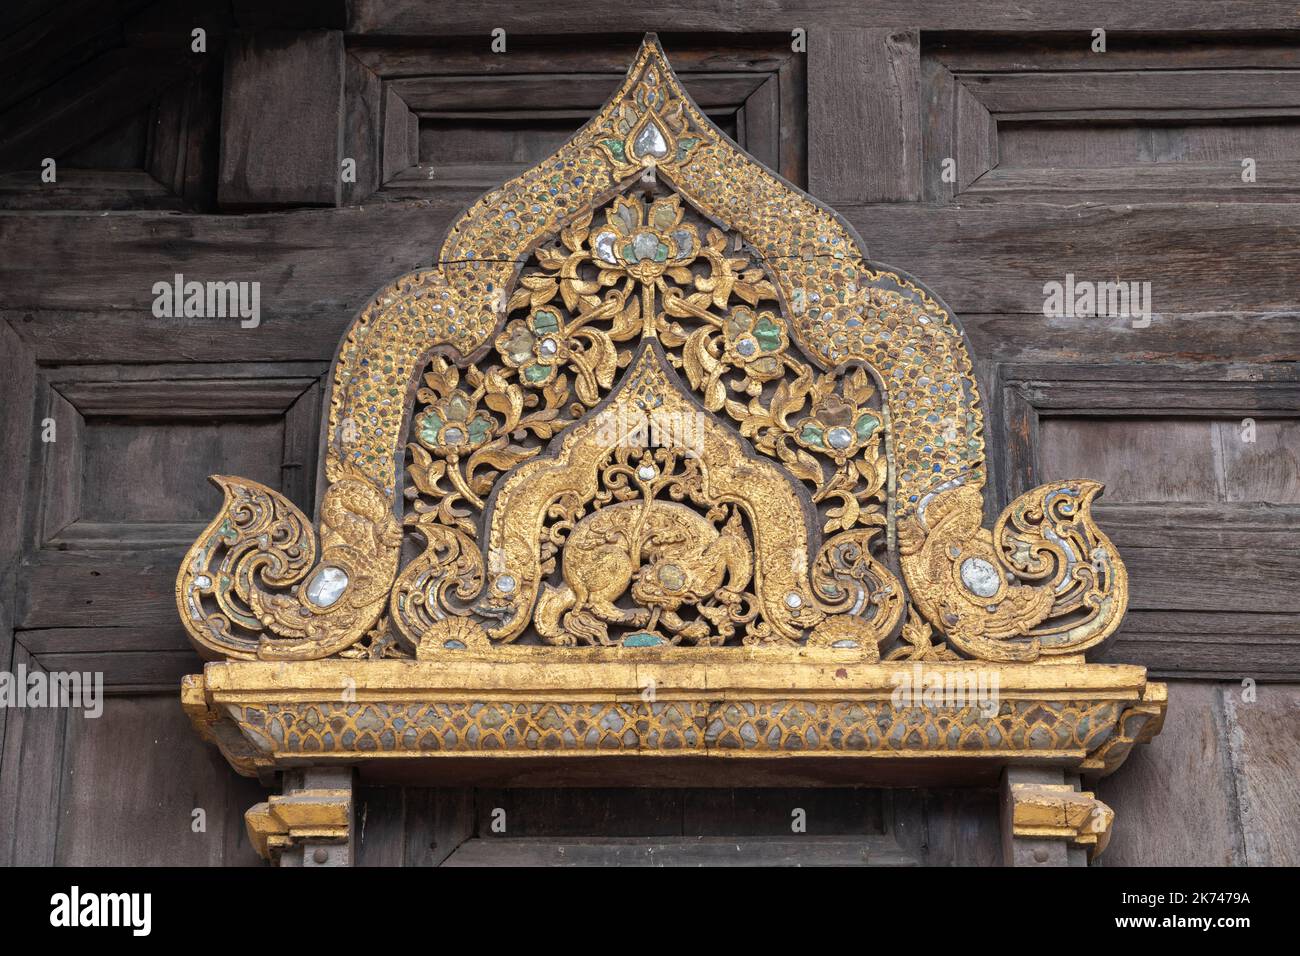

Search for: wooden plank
xmin=5 ymin=309 xmax=351 ymax=364
xmin=53 ymin=376 xmax=316 ymax=417
xmin=809 ymin=28 xmax=920 ymax=202
xmin=1223 ymin=684 xmax=1300 ymax=865
xmin=964 ymin=161 xmax=1300 ymax=204
xmin=9 ymin=201 xmax=1300 ymax=315
xmin=391 ymin=72 xmax=766 ymax=114
xmin=955 ymin=78 xmax=995 ymax=191
xmin=21 ymin=557 xmax=191 ymax=629
xmin=349 ymin=43 xmax=796 ymax=78
xmin=0 ymin=203 xmax=461 ymax=313
xmin=342 ymin=53 xmax=384 ymax=204
xmin=889 ymin=788 xmax=1002 ymax=866
xmin=682 ymin=787 xmax=885 ymax=835
xmin=1100 ymin=612 xmax=1300 ymax=680
xmin=0 ymin=169 xmax=180 ymax=211
xmin=0 ymin=48 xmax=190 ymax=171
xmin=382 ymin=86 xmax=415 ymax=184
xmin=443 ymin=835 xmax=916 ymax=866
xmin=961 ymin=312 xmax=1300 ymax=365
xmin=1095 ymin=681 xmax=1245 ymax=866
xmin=931 ymin=36 xmax=1300 ymax=73
xmin=962 ymin=70 xmax=1300 ymax=115
xmin=0 ymin=645 xmax=68 ymax=865
xmin=53 ymin=694 xmax=266 ymax=865
xmin=776 ymin=52 xmax=806 ymax=187
xmin=30 ymin=650 xmax=203 ymax=691
xmin=402 ymin=788 xmax=474 ymax=865
xmin=147 ymin=60 xmax=224 ymax=210
xmin=218 ymin=30 xmax=345 ymax=207
xmin=344 ymin=1 xmax=1300 ymax=33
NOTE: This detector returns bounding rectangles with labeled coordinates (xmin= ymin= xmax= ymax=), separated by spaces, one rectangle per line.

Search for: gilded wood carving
xmin=176 ymin=41 xmax=1165 ymax=850
xmin=176 ymin=36 xmax=1128 ymax=664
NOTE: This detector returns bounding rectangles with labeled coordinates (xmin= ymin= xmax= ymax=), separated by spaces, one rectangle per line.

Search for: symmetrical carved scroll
xmin=176 ymin=35 xmax=1129 ymax=665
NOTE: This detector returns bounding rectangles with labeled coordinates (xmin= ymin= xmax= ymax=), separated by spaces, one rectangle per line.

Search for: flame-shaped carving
xmin=898 ymin=480 xmax=1127 ymax=660
xmin=176 ymin=35 xmax=1128 ymax=663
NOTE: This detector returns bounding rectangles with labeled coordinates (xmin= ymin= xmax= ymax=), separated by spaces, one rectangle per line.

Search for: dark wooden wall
xmin=1 ymin=1 xmax=1296 ymax=866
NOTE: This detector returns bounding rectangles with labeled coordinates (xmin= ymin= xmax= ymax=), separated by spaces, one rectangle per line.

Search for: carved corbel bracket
xmin=1008 ymin=780 xmax=1114 ymax=861
xmin=244 ymin=768 xmax=354 ymax=865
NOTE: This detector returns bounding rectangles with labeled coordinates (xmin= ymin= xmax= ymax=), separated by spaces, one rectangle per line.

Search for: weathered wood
xmin=931 ymin=35 xmax=1300 ymax=72
xmin=964 ymin=163 xmax=1300 ymax=204
xmin=0 ymin=169 xmax=181 ymax=211
xmin=382 ymin=86 xmax=416 ymax=184
xmin=5 ymin=309 xmax=351 ymax=364
xmin=954 ymin=78 xmax=995 ymax=191
xmin=8 ymin=202 xmax=1300 ymax=315
xmin=889 ymin=788 xmax=1002 ymax=866
xmin=344 ymin=1 xmax=1300 ymax=33
xmin=1096 ymin=681 xmax=1245 ymax=866
xmin=960 ymin=312 xmax=1300 ymax=365
xmin=1101 ymin=611 xmax=1300 ymax=681
xmin=218 ymin=30 xmax=345 ymax=207
xmin=350 ymin=42 xmax=796 ymax=78
xmin=342 ymin=53 xmax=383 ymax=203
xmin=392 ymin=72 xmax=767 ymax=114
xmin=0 ymin=646 xmax=68 ymax=865
xmin=1222 ymin=684 xmax=1300 ymax=865
xmin=809 ymin=29 xmax=920 ymax=202
xmin=961 ymin=70 xmax=1300 ymax=115
xmin=443 ymin=835 xmax=917 ymax=866
xmin=146 ymin=59 xmax=223 ymax=210
xmin=53 ymin=694 xmax=266 ymax=865
xmin=0 ymin=48 xmax=190 ymax=171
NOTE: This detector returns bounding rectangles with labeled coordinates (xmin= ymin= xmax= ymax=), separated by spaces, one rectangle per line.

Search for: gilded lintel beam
xmin=1009 ymin=782 xmax=1114 ymax=861
xmin=245 ymin=783 xmax=353 ymax=864
xmin=184 ymin=662 xmax=1166 ymax=781
xmin=1078 ymin=682 xmax=1167 ymax=778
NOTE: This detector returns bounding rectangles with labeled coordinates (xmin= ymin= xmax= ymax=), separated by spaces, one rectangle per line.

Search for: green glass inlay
xmin=754 ymin=316 xmax=783 ymax=352
xmin=855 ymin=413 xmax=880 ymax=441
xmin=800 ymin=424 xmax=826 ymax=448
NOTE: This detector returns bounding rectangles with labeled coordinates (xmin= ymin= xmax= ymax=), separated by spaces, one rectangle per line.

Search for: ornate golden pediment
xmin=177 ymin=36 xmax=1164 ymax=864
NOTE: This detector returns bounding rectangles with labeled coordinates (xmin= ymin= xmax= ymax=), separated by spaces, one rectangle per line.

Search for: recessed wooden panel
xmin=1038 ymin=416 xmax=1300 ymax=504
xmin=365 ymin=36 xmax=805 ymax=198
xmin=924 ymin=36 xmax=1300 ymax=202
xmin=81 ymin=418 xmax=285 ymax=523
xmin=13 ymin=366 xmax=324 ymax=690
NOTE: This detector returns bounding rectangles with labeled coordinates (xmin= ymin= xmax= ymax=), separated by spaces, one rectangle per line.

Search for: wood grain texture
xmin=52 ymin=694 xmax=266 ymax=865
xmin=344 ymin=1 xmax=1300 ymax=34
xmin=218 ymin=30 xmax=345 ymax=207
xmin=809 ymin=29 xmax=920 ymax=202
xmin=343 ymin=53 xmax=383 ymax=203
xmin=0 ymin=647 xmax=68 ymax=865
xmin=7 ymin=202 xmax=1300 ymax=315
xmin=1222 ymin=684 xmax=1300 ymax=865
xmin=442 ymin=835 xmax=917 ymax=866
xmin=1096 ymin=681 xmax=1245 ymax=866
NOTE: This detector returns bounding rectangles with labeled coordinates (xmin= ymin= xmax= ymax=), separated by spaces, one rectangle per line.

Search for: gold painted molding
xmin=244 ymin=784 xmax=351 ymax=863
xmin=183 ymin=659 xmax=1166 ymax=786
xmin=1009 ymin=782 xmax=1115 ymax=860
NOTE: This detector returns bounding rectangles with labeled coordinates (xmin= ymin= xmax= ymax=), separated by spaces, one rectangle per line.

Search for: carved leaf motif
xmin=483 ymin=368 xmax=524 ymax=434
xmin=407 ymin=443 xmax=447 ymax=498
